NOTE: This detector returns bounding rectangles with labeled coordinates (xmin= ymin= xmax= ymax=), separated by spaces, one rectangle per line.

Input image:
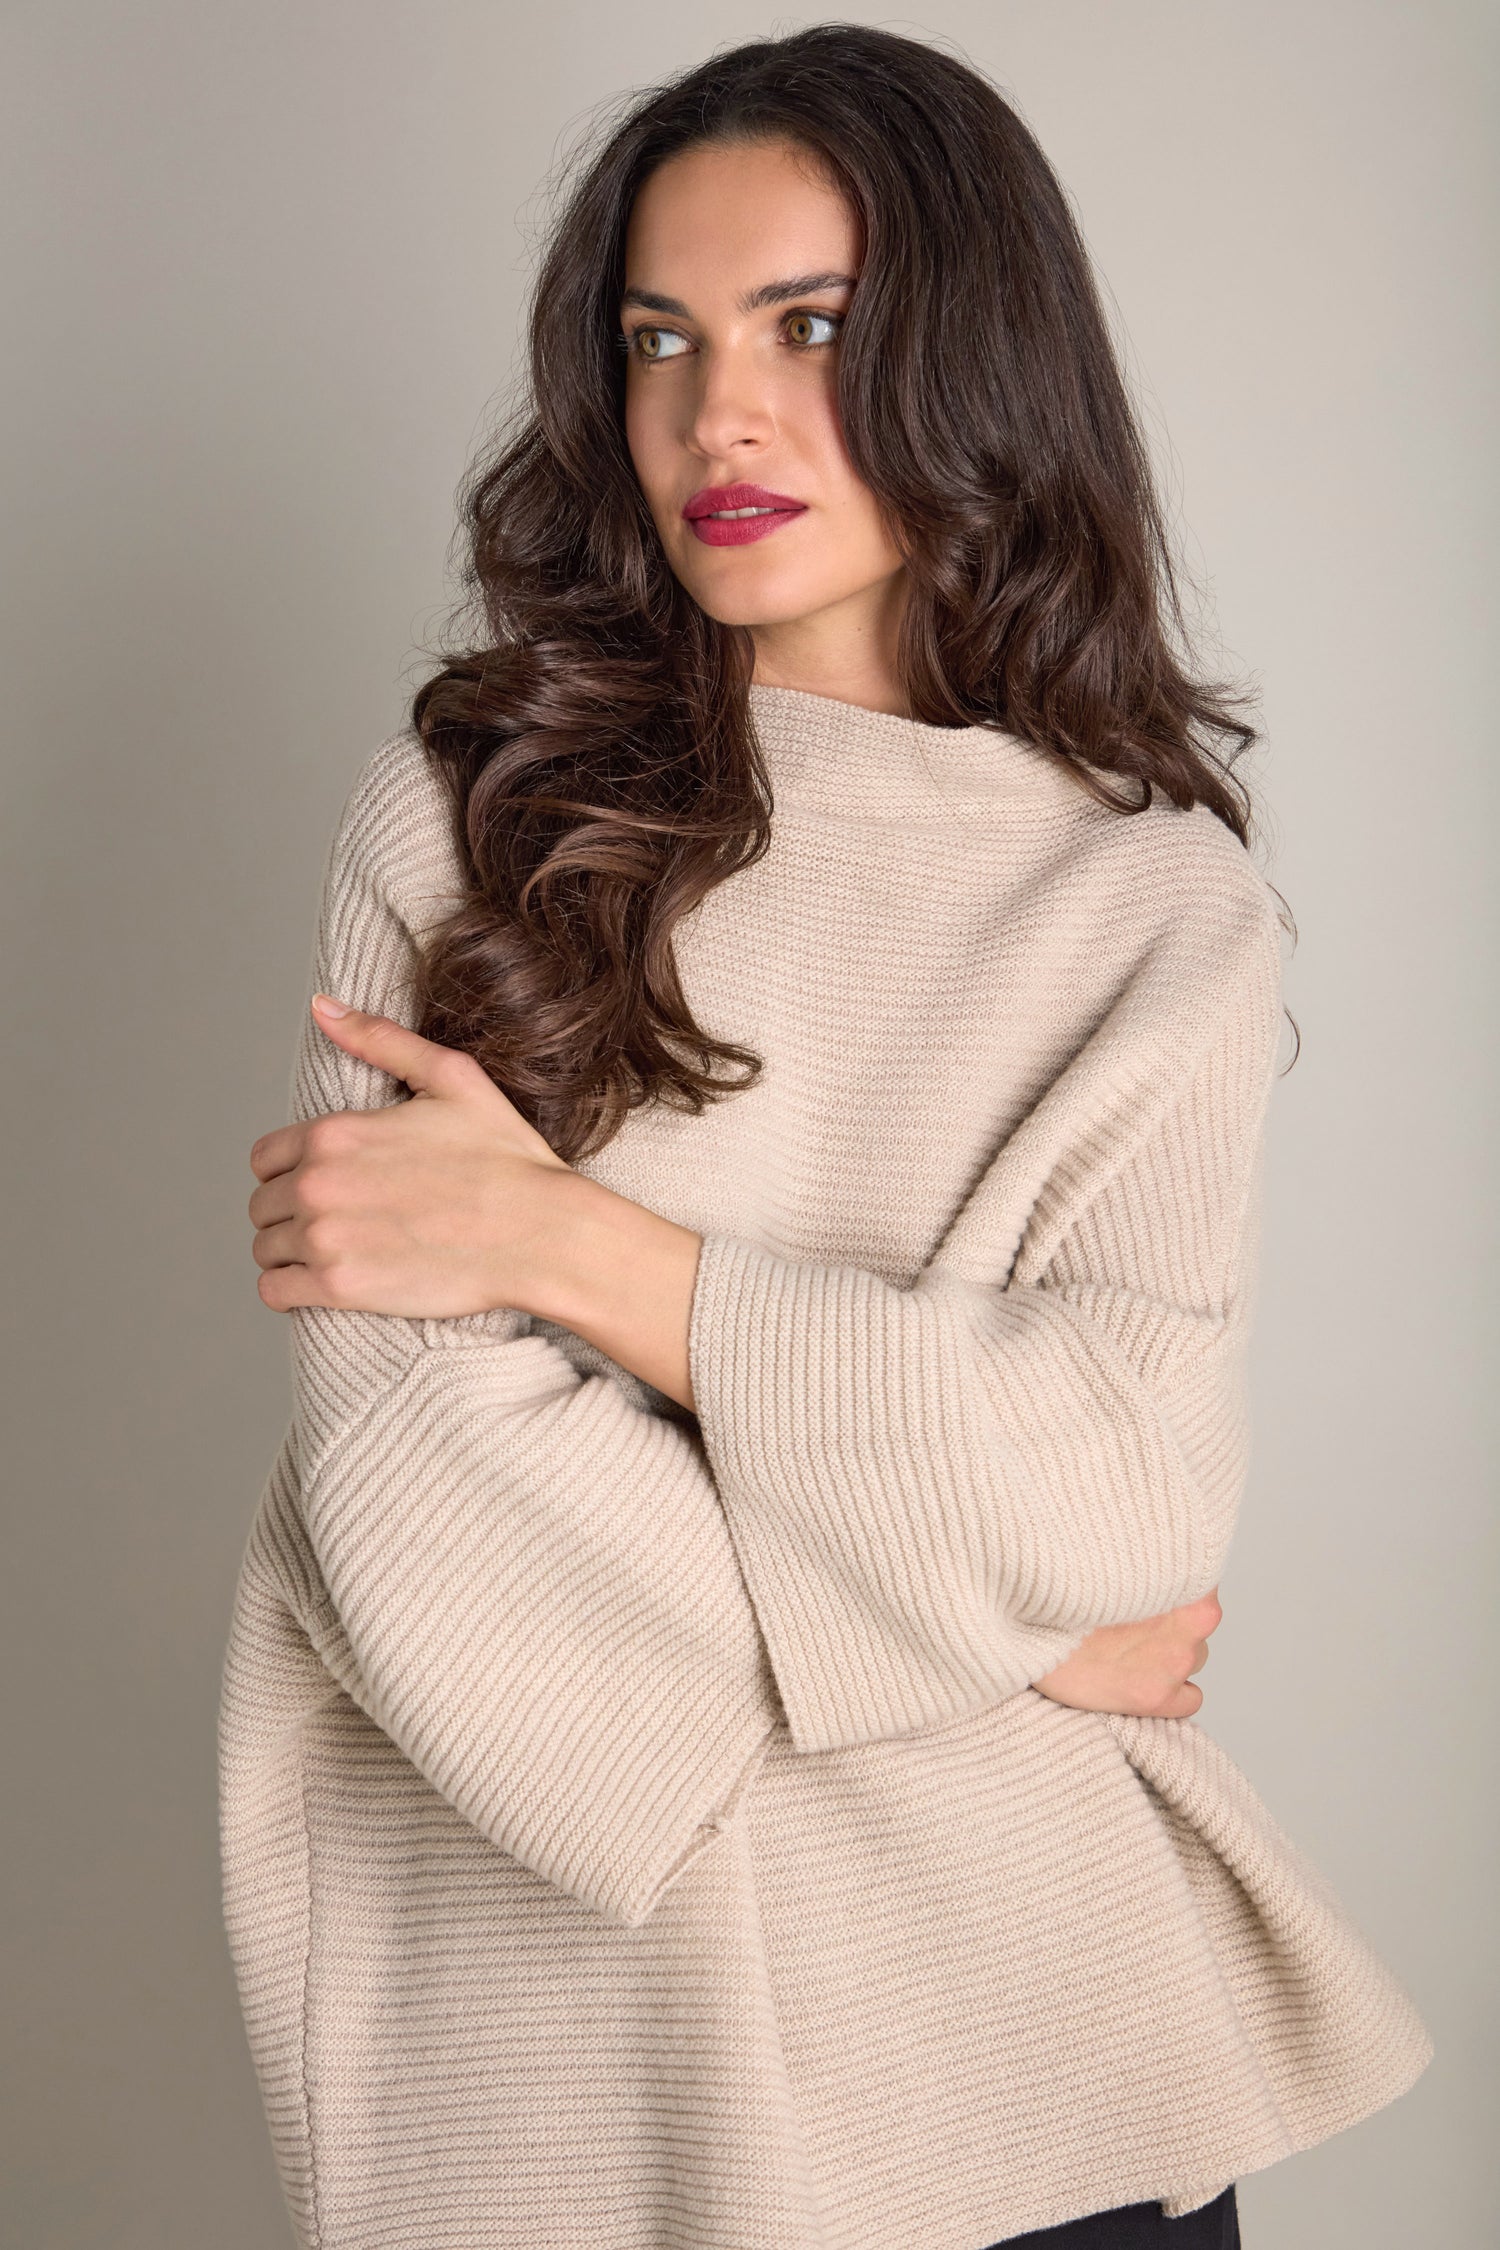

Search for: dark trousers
xmin=986 ymin=2182 xmax=1239 ymax=2248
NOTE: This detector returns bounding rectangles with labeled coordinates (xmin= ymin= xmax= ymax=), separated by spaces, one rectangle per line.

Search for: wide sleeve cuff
xmin=298 ymin=1337 xmax=781 ymax=1927
xmin=687 ymin=1234 xmax=1104 ymax=1752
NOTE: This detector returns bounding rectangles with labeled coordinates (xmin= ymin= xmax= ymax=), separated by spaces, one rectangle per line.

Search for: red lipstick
xmin=682 ymin=482 xmax=808 ymax=546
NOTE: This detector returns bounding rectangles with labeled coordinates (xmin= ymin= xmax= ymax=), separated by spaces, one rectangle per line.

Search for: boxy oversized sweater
xmin=219 ymin=683 xmax=1432 ymax=2250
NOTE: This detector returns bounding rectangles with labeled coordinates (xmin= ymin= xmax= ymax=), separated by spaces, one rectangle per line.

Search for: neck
xmin=748 ymin=571 xmax=911 ymax=718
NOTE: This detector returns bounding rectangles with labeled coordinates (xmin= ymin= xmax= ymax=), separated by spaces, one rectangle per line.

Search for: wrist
xmin=523 ymin=1169 xmax=703 ymax=1408
xmin=506 ymin=1166 xmax=596 ymax=1327
xmin=518 ymin=1168 xmax=690 ymax=1328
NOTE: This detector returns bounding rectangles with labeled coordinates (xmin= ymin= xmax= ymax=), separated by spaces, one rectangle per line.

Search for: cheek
xmin=788 ymin=362 xmax=854 ymax=477
xmin=623 ymin=384 xmax=671 ymax=509
xmin=793 ymin=372 xmax=900 ymax=569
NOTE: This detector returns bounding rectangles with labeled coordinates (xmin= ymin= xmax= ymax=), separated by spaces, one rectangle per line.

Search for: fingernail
xmin=312 ymin=993 xmax=351 ymax=1017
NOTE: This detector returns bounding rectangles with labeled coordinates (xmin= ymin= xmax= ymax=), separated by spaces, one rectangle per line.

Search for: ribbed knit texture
xmin=219 ymin=685 xmax=1432 ymax=2249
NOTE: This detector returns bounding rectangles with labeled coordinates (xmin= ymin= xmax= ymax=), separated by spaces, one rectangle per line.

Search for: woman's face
xmin=618 ymin=136 xmax=907 ymax=646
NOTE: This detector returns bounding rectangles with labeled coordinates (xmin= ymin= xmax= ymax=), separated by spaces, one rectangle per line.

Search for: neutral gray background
xmin=2 ymin=3 xmax=1492 ymax=2244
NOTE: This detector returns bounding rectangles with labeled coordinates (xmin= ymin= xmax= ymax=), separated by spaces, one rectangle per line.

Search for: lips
xmin=682 ymin=482 xmax=808 ymax=548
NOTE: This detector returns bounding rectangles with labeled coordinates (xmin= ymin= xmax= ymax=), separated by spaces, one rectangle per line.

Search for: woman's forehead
xmin=622 ymin=140 xmax=857 ymax=292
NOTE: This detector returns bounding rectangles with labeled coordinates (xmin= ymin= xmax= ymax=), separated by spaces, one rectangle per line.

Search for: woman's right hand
xmin=1031 ymin=1590 xmax=1223 ymax=1719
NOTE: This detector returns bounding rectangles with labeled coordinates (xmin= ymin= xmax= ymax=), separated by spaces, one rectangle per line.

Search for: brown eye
xmin=785 ymin=311 xmax=840 ymax=348
xmin=625 ymin=324 xmax=690 ymax=363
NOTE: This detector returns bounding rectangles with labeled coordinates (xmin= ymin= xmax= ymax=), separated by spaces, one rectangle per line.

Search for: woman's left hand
xmin=248 ymin=994 xmax=575 ymax=1319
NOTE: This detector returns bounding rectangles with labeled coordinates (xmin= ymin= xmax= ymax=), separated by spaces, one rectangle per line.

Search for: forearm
xmin=527 ymin=1169 xmax=704 ymax=1412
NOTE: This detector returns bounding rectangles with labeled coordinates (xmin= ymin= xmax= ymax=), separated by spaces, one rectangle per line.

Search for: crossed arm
xmin=248 ymin=990 xmax=1228 ymax=1736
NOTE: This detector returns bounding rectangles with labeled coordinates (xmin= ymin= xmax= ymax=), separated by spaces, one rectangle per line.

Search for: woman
xmin=221 ymin=25 xmax=1432 ymax=2249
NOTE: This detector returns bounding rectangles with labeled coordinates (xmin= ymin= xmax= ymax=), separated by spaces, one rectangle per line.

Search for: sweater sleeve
xmin=281 ymin=740 xmax=779 ymax=1929
xmin=686 ymin=885 xmax=1286 ymax=1754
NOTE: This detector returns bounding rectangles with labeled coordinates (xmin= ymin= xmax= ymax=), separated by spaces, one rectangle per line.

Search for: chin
xmin=695 ymin=600 xmax=812 ymax=629
xmin=681 ymin=571 xmax=844 ymax=631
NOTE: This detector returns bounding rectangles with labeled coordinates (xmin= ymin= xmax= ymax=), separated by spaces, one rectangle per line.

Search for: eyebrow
xmin=619 ymin=270 xmax=857 ymax=318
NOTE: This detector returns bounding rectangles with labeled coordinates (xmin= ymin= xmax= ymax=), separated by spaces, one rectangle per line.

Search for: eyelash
xmin=615 ymin=308 xmax=844 ymax=363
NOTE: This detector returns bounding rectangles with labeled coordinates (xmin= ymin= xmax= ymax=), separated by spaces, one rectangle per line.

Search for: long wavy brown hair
xmin=408 ymin=22 xmax=1291 ymax=1166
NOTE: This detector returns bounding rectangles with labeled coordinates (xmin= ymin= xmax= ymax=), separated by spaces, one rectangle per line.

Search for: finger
xmin=310 ymin=995 xmax=475 ymax=1098
xmin=251 ymin=1218 xmax=306 ymax=1272
xmin=1176 ymin=1589 xmax=1223 ymax=1633
xmin=249 ymin=1122 xmax=308 ymax=1181
xmin=247 ymin=1175 xmax=298 ymax=1229
xmin=257 ymin=1262 xmax=332 ymax=1313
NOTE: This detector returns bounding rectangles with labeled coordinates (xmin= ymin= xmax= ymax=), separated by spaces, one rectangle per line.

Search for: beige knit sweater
xmin=219 ymin=684 xmax=1432 ymax=2250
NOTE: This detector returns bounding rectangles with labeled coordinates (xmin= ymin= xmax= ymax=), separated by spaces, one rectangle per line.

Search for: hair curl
xmin=409 ymin=22 xmax=1292 ymax=1166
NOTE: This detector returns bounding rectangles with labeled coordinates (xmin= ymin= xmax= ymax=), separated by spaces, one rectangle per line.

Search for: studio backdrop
xmin=1 ymin=5 xmax=1492 ymax=2247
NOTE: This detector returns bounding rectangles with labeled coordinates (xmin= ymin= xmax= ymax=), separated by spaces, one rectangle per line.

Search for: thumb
xmin=310 ymin=993 xmax=471 ymax=1097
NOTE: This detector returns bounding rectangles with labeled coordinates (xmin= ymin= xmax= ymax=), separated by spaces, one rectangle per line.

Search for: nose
xmin=685 ymin=337 xmax=776 ymax=463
